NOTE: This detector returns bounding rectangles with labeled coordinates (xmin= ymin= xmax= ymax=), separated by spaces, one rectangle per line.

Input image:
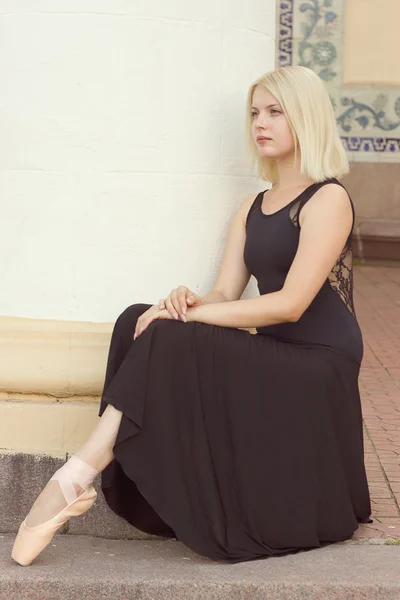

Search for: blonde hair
xmin=245 ymin=65 xmax=349 ymax=183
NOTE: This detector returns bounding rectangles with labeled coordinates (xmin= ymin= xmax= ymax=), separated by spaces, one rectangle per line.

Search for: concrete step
xmin=1 ymin=534 xmax=400 ymax=600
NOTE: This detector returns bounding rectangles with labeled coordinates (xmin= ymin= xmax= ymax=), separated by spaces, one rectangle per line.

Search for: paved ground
xmin=352 ymin=266 xmax=400 ymax=541
xmin=1 ymin=535 xmax=400 ymax=599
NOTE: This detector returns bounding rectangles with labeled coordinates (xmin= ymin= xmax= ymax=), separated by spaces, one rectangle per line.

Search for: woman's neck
xmin=274 ymin=155 xmax=314 ymax=190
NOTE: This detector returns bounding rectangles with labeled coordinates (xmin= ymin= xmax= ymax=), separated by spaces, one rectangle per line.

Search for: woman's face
xmin=251 ymin=85 xmax=295 ymax=160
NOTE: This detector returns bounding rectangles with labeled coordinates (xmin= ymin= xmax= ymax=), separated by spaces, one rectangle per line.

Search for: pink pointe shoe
xmin=11 ymin=455 xmax=99 ymax=566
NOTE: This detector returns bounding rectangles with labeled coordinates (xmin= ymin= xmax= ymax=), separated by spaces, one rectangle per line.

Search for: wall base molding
xmin=0 ymin=316 xmax=113 ymax=397
xmin=0 ymin=400 xmax=99 ymax=455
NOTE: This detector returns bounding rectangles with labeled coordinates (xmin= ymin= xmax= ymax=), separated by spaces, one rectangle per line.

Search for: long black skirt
xmin=98 ymin=303 xmax=372 ymax=563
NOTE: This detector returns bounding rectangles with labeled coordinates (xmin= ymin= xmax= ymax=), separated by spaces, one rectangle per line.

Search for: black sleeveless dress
xmin=98 ymin=177 xmax=372 ymax=563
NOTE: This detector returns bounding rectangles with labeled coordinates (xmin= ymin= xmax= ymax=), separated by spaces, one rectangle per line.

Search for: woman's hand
xmin=134 ymin=304 xmax=174 ymax=340
xmin=159 ymin=286 xmax=202 ymax=321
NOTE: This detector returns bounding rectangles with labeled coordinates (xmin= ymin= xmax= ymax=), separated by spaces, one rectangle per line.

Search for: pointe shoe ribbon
xmin=11 ymin=456 xmax=99 ymax=567
xmin=49 ymin=455 xmax=99 ymax=505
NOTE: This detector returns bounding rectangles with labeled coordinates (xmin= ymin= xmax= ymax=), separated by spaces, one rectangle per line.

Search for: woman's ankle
xmin=74 ymin=448 xmax=114 ymax=474
xmin=48 ymin=455 xmax=99 ymax=504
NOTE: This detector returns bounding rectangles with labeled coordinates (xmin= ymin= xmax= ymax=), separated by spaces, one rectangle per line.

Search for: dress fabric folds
xmin=98 ymin=178 xmax=372 ymax=563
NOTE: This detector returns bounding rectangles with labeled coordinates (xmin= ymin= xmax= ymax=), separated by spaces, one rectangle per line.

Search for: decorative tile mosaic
xmin=277 ymin=0 xmax=400 ymax=162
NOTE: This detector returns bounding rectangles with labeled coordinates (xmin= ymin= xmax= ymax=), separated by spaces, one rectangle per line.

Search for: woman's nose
xmin=254 ymin=114 xmax=268 ymax=129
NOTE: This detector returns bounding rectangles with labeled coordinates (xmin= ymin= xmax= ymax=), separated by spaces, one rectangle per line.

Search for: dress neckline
xmin=259 ymin=182 xmax=319 ymax=217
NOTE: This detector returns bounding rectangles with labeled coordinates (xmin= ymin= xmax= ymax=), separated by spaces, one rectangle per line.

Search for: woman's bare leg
xmin=25 ymin=404 xmax=123 ymax=527
xmin=75 ymin=403 xmax=123 ymax=471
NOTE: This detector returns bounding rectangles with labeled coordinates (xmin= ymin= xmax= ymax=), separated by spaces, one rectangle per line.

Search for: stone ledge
xmin=1 ymin=535 xmax=400 ymax=600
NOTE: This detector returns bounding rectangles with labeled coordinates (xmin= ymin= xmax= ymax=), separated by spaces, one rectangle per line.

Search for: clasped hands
xmin=134 ymin=286 xmax=202 ymax=340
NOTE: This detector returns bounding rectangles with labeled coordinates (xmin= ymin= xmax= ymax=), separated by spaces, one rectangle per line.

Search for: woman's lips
xmin=257 ymin=137 xmax=272 ymax=142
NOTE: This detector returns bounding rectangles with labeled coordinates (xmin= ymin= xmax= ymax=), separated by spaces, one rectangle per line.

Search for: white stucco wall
xmin=0 ymin=0 xmax=276 ymax=322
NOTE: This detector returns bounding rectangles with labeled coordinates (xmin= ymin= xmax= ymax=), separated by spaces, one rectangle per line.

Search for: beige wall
xmin=344 ymin=0 xmax=400 ymax=86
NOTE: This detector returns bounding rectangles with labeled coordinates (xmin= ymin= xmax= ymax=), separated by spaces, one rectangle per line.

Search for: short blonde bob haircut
xmin=246 ymin=65 xmax=349 ymax=183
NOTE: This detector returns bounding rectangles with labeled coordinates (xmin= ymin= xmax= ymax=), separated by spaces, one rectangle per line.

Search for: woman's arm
xmin=186 ymin=184 xmax=353 ymax=329
xmin=185 ymin=292 xmax=292 ymax=328
xmin=198 ymin=290 xmax=230 ymax=304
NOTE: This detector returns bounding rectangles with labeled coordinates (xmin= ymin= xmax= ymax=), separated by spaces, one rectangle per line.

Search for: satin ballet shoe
xmin=11 ymin=455 xmax=99 ymax=566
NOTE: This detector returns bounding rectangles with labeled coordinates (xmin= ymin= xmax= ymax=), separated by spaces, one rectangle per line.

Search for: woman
xmin=12 ymin=65 xmax=372 ymax=566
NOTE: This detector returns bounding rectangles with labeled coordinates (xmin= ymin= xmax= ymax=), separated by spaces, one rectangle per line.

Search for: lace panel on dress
xmin=289 ymin=200 xmax=356 ymax=317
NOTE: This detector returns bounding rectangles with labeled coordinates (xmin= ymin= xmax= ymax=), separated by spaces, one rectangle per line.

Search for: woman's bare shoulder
xmin=238 ymin=191 xmax=263 ymax=224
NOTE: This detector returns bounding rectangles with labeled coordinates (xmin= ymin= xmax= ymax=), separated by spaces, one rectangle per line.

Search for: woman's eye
xmin=251 ymin=109 xmax=281 ymax=118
